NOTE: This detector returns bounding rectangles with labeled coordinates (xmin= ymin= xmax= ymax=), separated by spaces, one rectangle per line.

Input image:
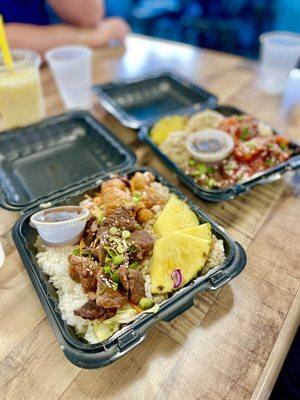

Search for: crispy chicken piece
xmin=74 ymin=299 xmax=117 ymax=321
xmin=141 ymin=185 xmax=169 ymax=209
xmin=68 ymin=255 xmax=100 ymax=293
xmin=130 ymin=171 xmax=155 ymax=191
xmin=100 ymin=178 xmax=133 ymax=216
xmin=136 ymin=208 xmax=154 ymax=224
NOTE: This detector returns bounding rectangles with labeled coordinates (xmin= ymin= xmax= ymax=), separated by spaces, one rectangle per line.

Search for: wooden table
xmin=1 ymin=34 xmax=299 ymax=400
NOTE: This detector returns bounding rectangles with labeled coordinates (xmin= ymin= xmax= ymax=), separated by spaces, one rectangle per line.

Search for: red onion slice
xmin=171 ymin=269 xmax=182 ymax=288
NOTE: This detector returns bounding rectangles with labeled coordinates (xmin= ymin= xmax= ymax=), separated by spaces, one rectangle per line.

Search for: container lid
xmin=93 ymin=70 xmax=218 ymax=129
xmin=0 ymin=111 xmax=136 ymax=211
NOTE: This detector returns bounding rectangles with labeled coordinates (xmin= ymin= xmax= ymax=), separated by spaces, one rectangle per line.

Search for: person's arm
xmin=48 ymin=0 xmax=104 ymax=27
xmin=6 ymin=19 xmax=130 ymax=54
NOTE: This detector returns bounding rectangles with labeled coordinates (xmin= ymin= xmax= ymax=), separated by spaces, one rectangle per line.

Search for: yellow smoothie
xmin=0 ymin=50 xmax=45 ymax=129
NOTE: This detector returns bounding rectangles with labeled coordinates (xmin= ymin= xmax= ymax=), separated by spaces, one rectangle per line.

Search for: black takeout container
xmin=93 ymin=71 xmax=300 ymax=202
xmin=1 ymin=111 xmax=246 ymax=368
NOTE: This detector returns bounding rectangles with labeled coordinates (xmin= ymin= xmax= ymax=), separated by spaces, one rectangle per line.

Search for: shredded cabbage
xmin=103 ymin=308 xmax=137 ymax=325
xmin=94 ymin=304 xmax=160 ymax=342
xmin=94 ymin=321 xmax=119 ymax=341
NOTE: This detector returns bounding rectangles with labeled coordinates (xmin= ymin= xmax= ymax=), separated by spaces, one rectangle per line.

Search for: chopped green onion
xmin=109 ymin=227 xmax=119 ymax=236
xmin=104 ymin=246 xmax=117 ymax=258
xmin=139 ymin=297 xmax=154 ymax=310
xmin=72 ymin=247 xmax=81 ymax=256
xmin=132 ymin=192 xmax=142 ymax=204
xmin=279 ymin=142 xmax=287 ymax=151
xmin=112 ymin=271 xmax=120 ymax=283
xmin=197 ymin=163 xmax=207 ymax=175
xmin=129 ymin=261 xmax=139 ymax=269
xmin=240 ymin=127 xmax=249 ymax=141
xmin=206 ymin=166 xmax=215 ymax=174
xmin=265 ymin=158 xmax=274 ymax=166
xmin=116 ymin=245 xmax=124 ymax=254
xmin=122 ymin=230 xmax=131 ymax=239
xmin=103 ymin=266 xmax=112 ymax=275
xmin=112 ymin=255 xmax=124 ymax=265
xmin=112 ymin=282 xmax=118 ymax=291
xmin=190 ymin=170 xmax=201 ymax=177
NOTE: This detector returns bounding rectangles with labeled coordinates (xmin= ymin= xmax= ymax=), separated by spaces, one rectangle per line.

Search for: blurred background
xmin=103 ymin=0 xmax=298 ymax=59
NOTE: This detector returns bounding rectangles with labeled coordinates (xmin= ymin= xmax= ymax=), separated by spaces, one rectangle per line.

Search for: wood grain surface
xmin=0 ymin=34 xmax=299 ymax=400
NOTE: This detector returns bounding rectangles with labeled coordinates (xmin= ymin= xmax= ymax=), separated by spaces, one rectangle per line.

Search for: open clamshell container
xmin=1 ymin=111 xmax=246 ymax=368
xmin=93 ymin=71 xmax=300 ymax=202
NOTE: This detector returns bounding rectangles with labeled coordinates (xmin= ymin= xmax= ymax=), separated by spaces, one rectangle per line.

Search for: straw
xmin=0 ymin=15 xmax=14 ymax=69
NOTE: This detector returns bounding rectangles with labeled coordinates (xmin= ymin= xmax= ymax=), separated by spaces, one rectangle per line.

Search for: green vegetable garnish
xmin=97 ymin=208 xmax=104 ymax=224
xmin=72 ymin=247 xmax=81 ymax=256
xmin=265 ymin=158 xmax=274 ymax=166
xmin=206 ymin=166 xmax=215 ymax=174
xmin=112 ymin=271 xmax=120 ymax=283
xmin=279 ymin=142 xmax=287 ymax=151
xmin=190 ymin=170 xmax=201 ymax=177
xmin=104 ymin=246 xmax=117 ymax=258
xmin=112 ymin=255 xmax=124 ymax=265
xmin=197 ymin=163 xmax=207 ymax=175
xmin=132 ymin=192 xmax=142 ymax=204
xmin=129 ymin=261 xmax=139 ymax=269
xmin=188 ymin=159 xmax=196 ymax=167
xmin=109 ymin=227 xmax=119 ymax=236
xmin=240 ymin=127 xmax=249 ymax=141
xmin=139 ymin=297 xmax=154 ymax=310
xmin=112 ymin=282 xmax=118 ymax=291
xmin=116 ymin=245 xmax=124 ymax=254
xmin=103 ymin=266 xmax=112 ymax=275
xmin=206 ymin=178 xmax=217 ymax=189
xmin=122 ymin=230 xmax=131 ymax=239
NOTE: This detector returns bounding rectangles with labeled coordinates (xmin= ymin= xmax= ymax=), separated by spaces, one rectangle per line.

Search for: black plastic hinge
xmin=117 ymin=330 xmax=141 ymax=351
xmin=209 ymin=269 xmax=231 ymax=290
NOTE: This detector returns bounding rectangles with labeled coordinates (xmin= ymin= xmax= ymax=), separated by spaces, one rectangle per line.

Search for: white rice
xmin=36 ymin=246 xmax=98 ymax=342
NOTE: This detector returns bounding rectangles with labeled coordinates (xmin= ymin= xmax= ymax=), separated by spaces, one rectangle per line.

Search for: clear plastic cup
xmin=0 ymin=49 xmax=45 ymax=129
xmin=45 ymin=45 xmax=92 ymax=109
xmin=259 ymin=31 xmax=300 ymax=95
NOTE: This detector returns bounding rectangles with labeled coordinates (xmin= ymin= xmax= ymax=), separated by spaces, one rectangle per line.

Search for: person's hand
xmin=80 ymin=17 xmax=131 ymax=47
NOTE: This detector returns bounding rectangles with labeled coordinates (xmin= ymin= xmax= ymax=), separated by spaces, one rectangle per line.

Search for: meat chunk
xmin=103 ymin=206 xmax=139 ymax=231
xmin=96 ymin=271 xmax=128 ymax=309
xmin=68 ymin=255 xmax=100 ymax=293
xmin=130 ymin=230 xmax=154 ymax=260
xmin=74 ymin=299 xmax=116 ymax=321
xmin=118 ymin=266 xmax=145 ymax=305
xmin=84 ymin=217 xmax=97 ymax=246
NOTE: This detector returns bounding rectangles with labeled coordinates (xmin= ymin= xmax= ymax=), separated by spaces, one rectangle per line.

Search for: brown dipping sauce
xmin=35 ymin=206 xmax=85 ymax=223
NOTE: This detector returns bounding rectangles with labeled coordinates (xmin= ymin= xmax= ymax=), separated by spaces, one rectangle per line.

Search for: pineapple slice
xmin=150 ymin=115 xmax=187 ymax=145
xmin=151 ymin=232 xmax=211 ymax=294
xmin=181 ymin=223 xmax=212 ymax=241
xmin=153 ymin=194 xmax=199 ymax=237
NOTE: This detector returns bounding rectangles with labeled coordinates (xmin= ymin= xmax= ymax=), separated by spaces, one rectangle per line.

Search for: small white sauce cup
xmin=186 ymin=129 xmax=234 ymax=164
xmin=30 ymin=206 xmax=90 ymax=247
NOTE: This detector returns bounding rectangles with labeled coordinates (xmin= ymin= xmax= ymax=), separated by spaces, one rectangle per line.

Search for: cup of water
xmin=45 ymin=45 xmax=92 ymax=109
xmin=259 ymin=32 xmax=300 ymax=95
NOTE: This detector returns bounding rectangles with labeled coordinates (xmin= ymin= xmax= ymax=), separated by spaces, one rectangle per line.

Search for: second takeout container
xmin=93 ymin=70 xmax=300 ymax=202
xmin=0 ymin=111 xmax=246 ymax=368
